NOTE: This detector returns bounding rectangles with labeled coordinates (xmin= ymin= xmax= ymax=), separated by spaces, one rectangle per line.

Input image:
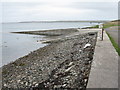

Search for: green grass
xmin=88 ymin=25 xmax=99 ymax=28
xmin=106 ymin=32 xmax=120 ymax=56
xmin=89 ymin=20 xmax=120 ymax=55
xmin=103 ymin=24 xmax=120 ymax=29
xmin=91 ymin=25 xmax=99 ymax=28
xmin=91 ymin=24 xmax=120 ymax=29
xmin=89 ymin=21 xmax=120 ymax=29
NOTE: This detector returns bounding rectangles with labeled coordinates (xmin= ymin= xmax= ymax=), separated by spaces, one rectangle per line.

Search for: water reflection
xmin=1 ymin=32 xmax=46 ymax=66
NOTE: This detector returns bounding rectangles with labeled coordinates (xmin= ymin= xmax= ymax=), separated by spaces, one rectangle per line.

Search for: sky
xmin=0 ymin=0 xmax=119 ymax=22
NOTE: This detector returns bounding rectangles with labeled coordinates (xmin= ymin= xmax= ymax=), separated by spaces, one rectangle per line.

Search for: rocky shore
xmin=2 ymin=29 xmax=97 ymax=89
xmin=11 ymin=28 xmax=79 ymax=36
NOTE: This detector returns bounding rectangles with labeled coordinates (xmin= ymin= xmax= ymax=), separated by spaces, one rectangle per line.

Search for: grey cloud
xmin=1 ymin=2 xmax=118 ymax=22
xmin=66 ymin=2 xmax=118 ymax=11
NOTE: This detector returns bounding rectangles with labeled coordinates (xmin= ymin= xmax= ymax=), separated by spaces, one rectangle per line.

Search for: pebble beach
xmin=2 ymin=28 xmax=97 ymax=89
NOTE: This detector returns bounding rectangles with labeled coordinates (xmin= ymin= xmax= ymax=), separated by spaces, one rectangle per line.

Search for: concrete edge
xmin=87 ymin=30 xmax=118 ymax=88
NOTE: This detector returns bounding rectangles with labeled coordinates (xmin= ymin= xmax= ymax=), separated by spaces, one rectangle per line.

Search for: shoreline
xmin=2 ymin=28 xmax=79 ymax=67
xmin=2 ymin=29 xmax=97 ymax=89
xmin=11 ymin=28 xmax=79 ymax=36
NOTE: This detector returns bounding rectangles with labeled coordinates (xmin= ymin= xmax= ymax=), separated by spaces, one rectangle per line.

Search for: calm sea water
xmin=0 ymin=22 xmax=98 ymax=66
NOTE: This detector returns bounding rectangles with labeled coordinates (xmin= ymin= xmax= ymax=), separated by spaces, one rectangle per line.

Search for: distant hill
xmin=111 ymin=20 xmax=120 ymax=22
xmin=103 ymin=20 xmax=120 ymax=28
xmin=19 ymin=20 xmax=108 ymax=23
xmin=110 ymin=20 xmax=120 ymax=25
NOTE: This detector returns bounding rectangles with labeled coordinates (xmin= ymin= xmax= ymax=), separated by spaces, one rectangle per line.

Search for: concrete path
xmin=105 ymin=26 xmax=119 ymax=47
xmin=85 ymin=29 xmax=118 ymax=88
xmin=105 ymin=26 xmax=120 ymax=89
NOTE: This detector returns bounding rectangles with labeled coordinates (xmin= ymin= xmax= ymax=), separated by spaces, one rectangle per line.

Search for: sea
xmin=0 ymin=22 xmax=98 ymax=66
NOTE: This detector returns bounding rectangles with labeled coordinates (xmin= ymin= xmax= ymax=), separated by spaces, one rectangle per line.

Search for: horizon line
xmin=2 ymin=20 xmax=113 ymax=24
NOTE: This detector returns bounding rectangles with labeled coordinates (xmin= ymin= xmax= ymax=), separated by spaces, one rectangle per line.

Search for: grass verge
xmin=90 ymin=24 xmax=120 ymax=29
xmin=103 ymin=24 xmax=120 ymax=29
xmin=106 ymin=32 xmax=120 ymax=56
xmin=89 ymin=20 xmax=120 ymax=29
xmin=86 ymin=25 xmax=99 ymax=29
xmin=91 ymin=25 xmax=99 ymax=28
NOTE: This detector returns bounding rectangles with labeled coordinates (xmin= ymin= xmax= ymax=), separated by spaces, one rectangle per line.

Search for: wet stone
xmin=2 ymin=31 xmax=97 ymax=89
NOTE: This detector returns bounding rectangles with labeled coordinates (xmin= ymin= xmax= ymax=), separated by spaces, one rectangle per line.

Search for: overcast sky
xmin=0 ymin=0 xmax=119 ymax=22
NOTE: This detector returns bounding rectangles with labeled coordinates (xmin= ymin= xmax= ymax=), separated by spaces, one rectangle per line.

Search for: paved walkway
xmin=84 ymin=29 xmax=118 ymax=88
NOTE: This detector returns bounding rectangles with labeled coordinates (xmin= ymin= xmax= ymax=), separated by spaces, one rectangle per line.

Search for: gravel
xmin=2 ymin=29 xmax=97 ymax=89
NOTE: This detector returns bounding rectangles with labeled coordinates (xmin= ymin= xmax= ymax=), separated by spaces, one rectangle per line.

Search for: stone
xmin=4 ymin=84 xmax=7 ymax=87
xmin=17 ymin=80 xmax=21 ymax=83
xmin=84 ymin=43 xmax=91 ymax=48
xmin=68 ymin=62 xmax=73 ymax=66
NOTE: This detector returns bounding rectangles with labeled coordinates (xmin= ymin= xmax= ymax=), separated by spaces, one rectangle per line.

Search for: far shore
xmin=2 ymin=20 xmax=109 ymax=24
